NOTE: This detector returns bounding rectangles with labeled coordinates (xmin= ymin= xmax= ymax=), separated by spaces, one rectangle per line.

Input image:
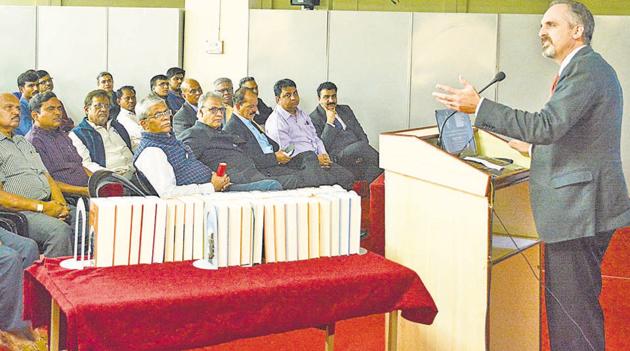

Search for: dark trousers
xmin=544 ymin=230 xmax=615 ymax=351
xmin=334 ymin=141 xmax=383 ymax=184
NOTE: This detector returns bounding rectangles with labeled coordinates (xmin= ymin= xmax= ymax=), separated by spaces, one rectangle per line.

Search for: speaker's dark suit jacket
xmin=475 ymin=46 xmax=630 ymax=243
xmin=173 ymin=102 xmax=197 ymax=139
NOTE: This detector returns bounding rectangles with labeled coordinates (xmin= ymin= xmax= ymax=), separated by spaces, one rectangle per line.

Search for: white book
xmin=228 ymin=204 xmax=242 ymax=266
xmin=274 ymin=200 xmax=286 ymax=262
xmin=112 ymin=198 xmax=132 ymax=266
xmin=173 ymin=199 xmax=185 ymax=261
xmin=139 ymin=197 xmax=157 ymax=264
xmin=152 ymin=199 xmax=167 ymax=263
xmin=240 ymin=202 xmax=253 ymax=266
xmin=129 ymin=199 xmax=144 ymax=265
xmin=190 ymin=197 xmax=205 ymax=260
xmin=318 ymin=197 xmax=332 ymax=257
xmin=308 ymin=199 xmax=320 ymax=259
xmin=163 ymin=199 xmax=181 ymax=262
xmin=295 ymin=199 xmax=308 ymax=260
xmin=285 ymin=199 xmax=299 ymax=262
xmin=349 ymin=191 xmax=362 ymax=255
xmin=215 ymin=202 xmax=229 ymax=268
xmin=328 ymin=195 xmax=341 ymax=256
xmin=91 ymin=198 xmax=116 ymax=268
xmin=251 ymin=200 xmax=265 ymax=265
xmin=263 ymin=203 xmax=276 ymax=263
xmin=339 ymin=194 xmax=351 ymax=256
xmin=181 ymin=197 xmax=195 ymax=260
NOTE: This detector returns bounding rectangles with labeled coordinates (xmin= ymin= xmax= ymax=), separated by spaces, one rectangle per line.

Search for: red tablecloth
xmin=24 ymin=253 xmax=437 ymax=351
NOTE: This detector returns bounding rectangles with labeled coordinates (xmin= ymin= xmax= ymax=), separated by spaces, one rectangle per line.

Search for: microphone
xmin=437 ymin=71 xmax=506 ymax=148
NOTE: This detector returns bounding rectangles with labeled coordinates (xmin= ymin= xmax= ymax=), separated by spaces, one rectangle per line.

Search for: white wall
xmin=0 ymin=5 xmax=182 ymax=121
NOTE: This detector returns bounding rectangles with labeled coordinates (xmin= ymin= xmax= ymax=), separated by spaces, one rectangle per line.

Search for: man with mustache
xmin=310 ymin=81 xmax=382 ymax=184
xmin=35 ymin=70 xmax=74 ymax=132
xmin=134 ymin=95 xmax=281 ymax=197
xmin=70 ymin=90 xmax=135 ymax=179
xmin=96 ymin=72 xmax=120 ymax=120
xmin=433 ymin=1 xmax=630 ymax=350
xmin=115 ymin=86 xmax=141 ymax=150
xmin=238 ymin=76 xmax=273 ymax=125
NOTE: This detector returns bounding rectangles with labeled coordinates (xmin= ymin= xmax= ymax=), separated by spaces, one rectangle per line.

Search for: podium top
xmin=379 ymin=126 xmax=531 ymax=197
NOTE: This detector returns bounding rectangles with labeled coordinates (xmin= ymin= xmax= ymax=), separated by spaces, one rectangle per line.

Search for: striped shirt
xmin=0 ymin=133 xmax=51 ymax=200
xmin=26 ymin=126 xmax=89 ymax=187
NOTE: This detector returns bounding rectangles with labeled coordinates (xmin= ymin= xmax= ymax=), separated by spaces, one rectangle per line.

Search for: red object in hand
xmin=216 ymin=163 xmax=227 ymax=177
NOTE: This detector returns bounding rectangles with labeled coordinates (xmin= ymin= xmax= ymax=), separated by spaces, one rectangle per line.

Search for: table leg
xmin=387 ymin=310 xmax=399 ymax=351
xmin=50 ymin=298 xmax=60 ymax=351
xmin=325 ymin=323 xmax=335 ymax=351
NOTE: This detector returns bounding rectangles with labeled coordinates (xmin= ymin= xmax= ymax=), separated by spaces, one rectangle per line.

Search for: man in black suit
xmin=225 ymin=87 xmax=331 ymax=188
xmin=238 ymin=76 xmax=273 ymax=125
xmin=179 ymin=91 xmax=299 ymax=189
xmin=310 ymin=82 xmax=382 ymax=183
xmin=173 ymin=78 xmax=202 ymax=138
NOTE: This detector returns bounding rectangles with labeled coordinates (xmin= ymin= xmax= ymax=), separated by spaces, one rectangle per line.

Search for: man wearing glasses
xmin=134 ymin=95 xmax=281 ymax=196
xmin=70 ymin=90 xmax=135 ymax=179
xmin=173 ymin=78 xmax=203 ymax=138
xmin=35 ymin=70 xmax=74 ymax=132
xmin=213 ymin=77 xmax=234 ymax=126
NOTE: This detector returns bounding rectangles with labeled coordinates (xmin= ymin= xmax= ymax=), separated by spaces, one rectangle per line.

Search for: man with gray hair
xmin=213 ymin=77 xmax=234 ymax=125
xmin=434 ymin=2 xmax=629 ymax=350
xmin=134 ymin=95 xmax=282 ymax=197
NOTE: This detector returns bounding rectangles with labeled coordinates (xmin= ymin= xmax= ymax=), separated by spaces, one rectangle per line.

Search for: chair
xmin=88 ymin=170 xmax=149 ymax=198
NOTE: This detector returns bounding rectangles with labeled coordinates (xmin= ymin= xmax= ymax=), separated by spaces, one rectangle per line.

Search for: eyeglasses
xmin=91 ymin=103 xmax=110 ymax=110
xmin=202 ymin=106 xmax=226 ymax=115
xmin=149 ymin=110 xmax=172 ymax=120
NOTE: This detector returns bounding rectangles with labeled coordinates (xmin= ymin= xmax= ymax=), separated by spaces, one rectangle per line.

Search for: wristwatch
xmin=36 ymin=203 xmax=44 ymax=212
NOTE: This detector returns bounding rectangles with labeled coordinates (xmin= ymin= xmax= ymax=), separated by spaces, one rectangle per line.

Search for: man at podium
xmin=433 ymin=1 xmax=630 ymax=351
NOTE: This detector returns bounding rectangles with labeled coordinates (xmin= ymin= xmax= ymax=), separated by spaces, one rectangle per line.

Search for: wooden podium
xmin=380 ymin=126 xmax=541 ymax=351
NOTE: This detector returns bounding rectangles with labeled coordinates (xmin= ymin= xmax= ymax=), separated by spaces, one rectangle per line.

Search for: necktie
xmin=333 ymin=118 xmax=343 ymax=130
xmin=550 ymin=74 xmax=560 ymax=95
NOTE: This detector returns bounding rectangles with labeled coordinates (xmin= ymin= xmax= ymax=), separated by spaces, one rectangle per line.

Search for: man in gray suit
xmin=310 ymin=82 xmax=382 ymax=184
xmin=433 ymin=1 xmax=630 ymax=350
xmin=172 ymin=79 xmax=202 ymax=138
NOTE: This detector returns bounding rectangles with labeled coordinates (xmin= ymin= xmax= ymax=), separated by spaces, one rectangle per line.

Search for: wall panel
xmin=409 ymin=13 xmax=498 ymax=128
xmin=37 ymin=6 xmax=107 ymax=121
xmin=248 ymin=9 xmax=327 ymax=114
xmin=328 ymin=11 xmax=412 ymax=148
xmin=0 ymin=6 xmax=36 ymax=93
xmin=108 ymin=7 xmax=183 ymax=101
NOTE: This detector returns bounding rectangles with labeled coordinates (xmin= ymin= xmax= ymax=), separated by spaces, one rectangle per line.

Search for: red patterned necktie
xmin=550 ymin=74 xmax=560 ymax=95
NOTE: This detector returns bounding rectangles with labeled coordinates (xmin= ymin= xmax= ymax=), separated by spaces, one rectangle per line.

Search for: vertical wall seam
xmin=35 ymin=5 xmax=39 ymax=68
xmin=105 ymin=7 xmax=109 ymax=72
xmin=325 ymin=9 xmax=331 ymax=81
xmin=245 ymin=2 xmax=250 ymax=75
xmin=406 ymin=12 xmax=414 ymax=129
xmin=495 ymin=13 xmax=500 ymax=102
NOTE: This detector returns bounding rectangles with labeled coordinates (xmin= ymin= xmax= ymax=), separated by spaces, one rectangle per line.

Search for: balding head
xmin=0 ymin=93 xmax=21 ymax=134
xmin=181 ymin=78 xmax=202 ymax=106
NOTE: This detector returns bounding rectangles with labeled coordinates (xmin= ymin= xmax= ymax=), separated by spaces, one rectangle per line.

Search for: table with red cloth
xmin=24 ymin=252 xmax=437 ymax=351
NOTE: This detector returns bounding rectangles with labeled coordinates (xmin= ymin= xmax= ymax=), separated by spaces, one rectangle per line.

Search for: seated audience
xmin=213 ymin=77 xmax=234 ymax=125
xmin=224 ymin=88 xmax=329 ymax=189
xmin=238 ymin=76 xmax=273 ymax=125
xmin=133 ymin=95 xmax=282 ymax=197
xmin=0 ymin=93 xmax=73 ymax=257
xmin=96 ymin=72 xmax=120 ymax=119
xmin=173 ymin=78 xmax=202 ymax=138
xmin=25 ymin=92 xmax=90 ymax=197
xmin=15 ymin=70 xmax=39 ymax=136
xmin=115 ymin=86 xmax=141 ymax=150
xmin=70 ymin=90 xmax=135 ymax=179
xmin=166 ymin=67 xmax=186 ymax=114
xmin=150 ymin=74 xmax=170 ymax=102
xmin=310 ymin=82 xmax=382 ymax=183
xmin=0 ymin=228 xmax=38 ymax=341
xmin=178 ymin=92 xmax=295 ymax=189
xmin=36 ymin=70 xmax=74 ymax=132
xmin=265 ymin=79 xmax=354 ymax=189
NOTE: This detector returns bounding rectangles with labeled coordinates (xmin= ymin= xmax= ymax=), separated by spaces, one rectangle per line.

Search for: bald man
xmin=173 ymin=78 xmax=203 ymax=138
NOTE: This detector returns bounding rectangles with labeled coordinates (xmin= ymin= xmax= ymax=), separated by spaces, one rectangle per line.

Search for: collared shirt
xmin=15 ymin=96 xmax=33 ymax=136
xmin=116 ymin=108 xmax=143 ymax=151
xmin=166 ymin=90 xmax=185 ymax=114
xmin=135 ymin=146 xmax=215 ymax=198
xmin=236 ymin=113 xmax=274 ymax=154
xmin=69 ymin=120 xmax=135 ymax=178
xmin=558 ymin=45 xmax=586 ymax=77
xmin=25 ymin=126 xmax=89 ymax=187
xmin=327 ymin=113 xmax=347 ymax=130
xmin=0 ymin=133 xmax=51 ymax=200
xmin=265 ymin=105 xmax=327 ymax=155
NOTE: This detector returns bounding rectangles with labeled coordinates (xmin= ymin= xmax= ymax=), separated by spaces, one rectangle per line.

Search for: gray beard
xmin=542 ymin=44 xmax=556 ymax=58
